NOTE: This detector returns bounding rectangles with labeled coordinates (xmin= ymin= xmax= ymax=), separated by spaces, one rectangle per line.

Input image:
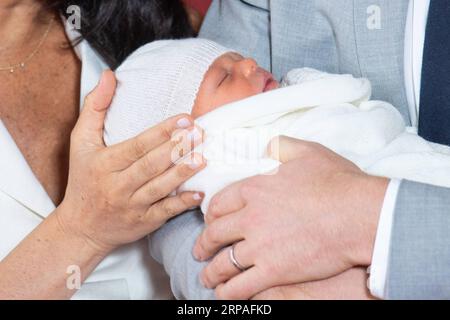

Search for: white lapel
xmin=0 ymin=20 xmax=107 ymax=220
xmin=0 ymin=122 xmax=55 ymax=219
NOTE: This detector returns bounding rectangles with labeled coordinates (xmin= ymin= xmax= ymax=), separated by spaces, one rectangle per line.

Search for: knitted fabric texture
xmin=104 ymin=38 xmax=232 ymax=145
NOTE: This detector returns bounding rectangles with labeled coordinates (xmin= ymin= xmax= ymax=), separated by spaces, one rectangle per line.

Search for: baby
xmin=104 ymin=38 xmax=278 ymax=146
xmin=104 ymin=38 xmax=450 ymax=213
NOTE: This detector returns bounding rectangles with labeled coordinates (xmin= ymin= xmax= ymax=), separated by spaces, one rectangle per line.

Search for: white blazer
xmin=0 ymin=22 xmax=172 ymax=300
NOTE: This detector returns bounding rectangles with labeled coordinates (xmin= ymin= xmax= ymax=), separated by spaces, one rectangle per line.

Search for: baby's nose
xmin=236 ymin=58 xmax=258 ymax=77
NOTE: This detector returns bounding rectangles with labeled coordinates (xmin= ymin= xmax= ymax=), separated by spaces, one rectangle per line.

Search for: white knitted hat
xmin=104 ymin=38 xmax=232 ymax=146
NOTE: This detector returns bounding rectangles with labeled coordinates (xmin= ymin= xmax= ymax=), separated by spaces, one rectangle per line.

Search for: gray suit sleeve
xmin=148 ymin=0 xmax=272 ymax=300
xmin=149 ymin=210 xmax=215 ymax=300
xmin=199 ymin=0 xmax=272 ymax=72
xmin=387 ymin=180 xmax=450 ymax=299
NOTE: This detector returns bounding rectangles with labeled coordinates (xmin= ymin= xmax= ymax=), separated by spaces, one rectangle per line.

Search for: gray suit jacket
xmin=150 ymin=0 xmax=450 ymax=299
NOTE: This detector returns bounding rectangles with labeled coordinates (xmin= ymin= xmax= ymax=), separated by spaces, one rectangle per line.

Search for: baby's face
xmin=192 ymin=53 xmax=279 ymax=118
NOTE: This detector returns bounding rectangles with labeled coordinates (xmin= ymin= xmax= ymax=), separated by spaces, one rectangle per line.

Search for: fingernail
xmin=187 ymin=127 xmax=202 ymax=142
xmin=177 ymin=117 xmax=192 ymax=129
xmin=193 ymin=243 xmax=203 ymax=261
xmin=193 ymin=248 xmax=201 ymax=261
xmin=188 ymin=155 xmax=203 ymax=170
xmin=200 ymin=275 xmax=206 ymax=287
xmin=200 ymin=273 xmax=209 ymax=288
xmin=195 ymin=254 xmax=204 ymax=262
xmin=193 ymin=193 xmax=204 ymax=201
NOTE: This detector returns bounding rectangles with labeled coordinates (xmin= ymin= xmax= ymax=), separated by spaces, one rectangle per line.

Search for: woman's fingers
xmin=147 ymin=191 xmax=205 ymax=226
xmin=193 ymin=212 xmax=244 ymax=261
xmin=123 ymin=125 xmax=204 ymax=189
xmin=108 ymin=114 xmax=196 ymax=167
xmin=131 ymin=153 xmax=206 ymax=205
xmin=72 ymin=70 xmax=116 ymax=149
xmin=200 ymin=241 xmax=253 ymax=289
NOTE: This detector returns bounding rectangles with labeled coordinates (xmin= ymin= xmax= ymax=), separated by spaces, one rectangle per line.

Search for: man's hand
xmin=193 ymin=136 xmax=389 ymax=299
xmin=253 ymin=268 xmax=375 ymax=300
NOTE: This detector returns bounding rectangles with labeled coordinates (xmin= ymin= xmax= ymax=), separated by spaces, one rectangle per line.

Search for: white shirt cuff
xmin=368 ymin=178 xmax=402 ymax=299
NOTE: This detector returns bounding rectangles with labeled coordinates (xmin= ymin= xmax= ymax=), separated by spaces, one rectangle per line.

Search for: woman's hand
xmin=58 ymin=70 xmax=206 ymax=254
xmin=252 ymin=268 xmax=375 ymax=300
xmin=1 ymin=70 xmax=206 ymax=299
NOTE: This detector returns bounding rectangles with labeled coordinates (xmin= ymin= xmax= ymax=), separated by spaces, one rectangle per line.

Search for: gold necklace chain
xmin=0 ymin=16 xmax=55 ymax=74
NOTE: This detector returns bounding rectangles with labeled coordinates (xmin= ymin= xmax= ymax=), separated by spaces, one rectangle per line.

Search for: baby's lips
xmin=264 ymin=79 xmax=280 ymax=92
xmin=259 ymin=69 xmax=279 ymax=92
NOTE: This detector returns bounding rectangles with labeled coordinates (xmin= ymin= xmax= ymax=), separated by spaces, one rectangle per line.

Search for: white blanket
xmin=179 ymin=68 xmax=450 ymax=213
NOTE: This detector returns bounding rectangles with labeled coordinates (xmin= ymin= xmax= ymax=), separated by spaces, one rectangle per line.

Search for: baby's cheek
xmin=233 ymin=83 xmax=261 ymax=100
xmin=192 ymin=94 xmax=227 ymax=118
xmin=191 ymin=102 xmax=210 ymax=119
xmin=192 ymin=82 xmax=262 ymax=118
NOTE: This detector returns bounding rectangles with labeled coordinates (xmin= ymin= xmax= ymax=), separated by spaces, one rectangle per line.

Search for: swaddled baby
xmin=105 ymin=39 xmax=450 ymax=213
xmin=104 ymin=38 xmax=281 ymax=211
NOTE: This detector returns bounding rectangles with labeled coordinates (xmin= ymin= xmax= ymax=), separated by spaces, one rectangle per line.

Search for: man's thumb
xmin=75 ymin=70 xmax=116 ymax=147
xmin=267 ymin=135 xmax=309 ymax=163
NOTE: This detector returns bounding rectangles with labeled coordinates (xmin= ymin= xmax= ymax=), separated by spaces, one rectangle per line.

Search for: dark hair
xmin=50 ymin=0 xmax=194 ymax=69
